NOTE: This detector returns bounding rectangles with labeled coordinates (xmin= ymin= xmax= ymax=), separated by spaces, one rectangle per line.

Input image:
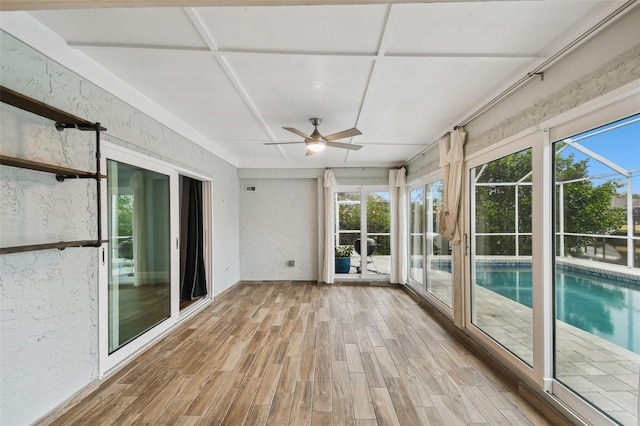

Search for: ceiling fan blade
xmin=322 ymin=128 xmax=362 ymax=142
xmin=305 ymin=149 xmax=318 ymax=156
xmin=325 ymin=141 xmax=363 ymax=151
xmin=282 ymin=127 xmax=312 ymax=139
xmin=263 ymin=141 xmax=306 ymax=145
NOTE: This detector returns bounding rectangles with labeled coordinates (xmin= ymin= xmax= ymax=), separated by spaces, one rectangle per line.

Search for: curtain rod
xmin=403 ymin=0 xmax=637 ymax=168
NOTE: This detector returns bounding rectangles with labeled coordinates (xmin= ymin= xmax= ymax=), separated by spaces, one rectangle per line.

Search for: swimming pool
xmin=475 ymin=265 xmax=640 ymax=354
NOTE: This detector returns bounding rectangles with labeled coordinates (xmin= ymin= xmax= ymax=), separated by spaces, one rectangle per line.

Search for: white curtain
xmin=321 ymin=169 xmax=337 ymax=284
xmin=389 ymin=167 xmax=408 ymax=284
xmin=439 ymin=128 xmax=466 ymax=243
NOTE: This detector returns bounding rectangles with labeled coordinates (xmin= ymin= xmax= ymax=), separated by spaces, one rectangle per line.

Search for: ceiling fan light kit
xmin=265 ymin=117 xmax=363 ymax=155
xmin=306 ymin=141 xmax=325 ymax=152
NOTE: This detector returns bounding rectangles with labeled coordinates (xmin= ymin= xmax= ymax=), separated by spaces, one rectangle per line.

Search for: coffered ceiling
xmin=4 ymin=1 xmax=626 ymax=167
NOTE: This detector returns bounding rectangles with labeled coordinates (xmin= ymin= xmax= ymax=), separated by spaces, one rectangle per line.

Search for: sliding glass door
xmin=100 ymin=145 xmax=213 ymax=375
xmin=463 ymin=99 xmax=639 ymax=424
xmin=469 ymin=148 xmax=534 ymax=367
xmin=106 ymin=159 xmax=171 ymax=354
xmin=552 ymin=114 xmax=639 ymax=425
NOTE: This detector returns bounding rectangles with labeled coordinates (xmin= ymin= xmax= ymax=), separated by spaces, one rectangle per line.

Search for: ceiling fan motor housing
xmin=310 ymin=118 xmax=322 ymax=127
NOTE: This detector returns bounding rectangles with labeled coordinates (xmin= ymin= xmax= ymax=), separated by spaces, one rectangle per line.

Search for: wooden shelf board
xmin=0 ymin=155 xmax=106 ymax=179
xmin=0 ymin=86 xmax=106 ymax=131
xmin=0 ymin=239 xmax=106 ymax=255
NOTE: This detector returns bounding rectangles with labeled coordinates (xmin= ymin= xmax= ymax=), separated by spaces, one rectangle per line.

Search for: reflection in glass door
xmin=107 ymin=159 xmax=171 ymax=354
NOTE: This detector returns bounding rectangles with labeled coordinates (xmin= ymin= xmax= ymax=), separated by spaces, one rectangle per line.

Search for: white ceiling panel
xmin=223 ymin=54 xmax=374 ymax=140
xmin=386 ymin=2 xmax=616 ymax=56
xmin=196 ymin=5 xmax=389 ymax=54
xmin=31 ymin=8 xmax=206 ymax=48
xmin=360 ymin=57 xmax=531 ymax=144
xmin=344 ymin=144 xmax=421 ymax=165
xmin=216 ymin=140 xmax=286 ymax=161
xmin=76 ymin=47 xmax=267 ymax=141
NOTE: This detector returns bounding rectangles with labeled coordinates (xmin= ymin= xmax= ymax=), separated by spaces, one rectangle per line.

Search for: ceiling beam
xmin=183 ymin=7 xmax=289 ymax=162
xmin=68 ymin=42 xmax=540 ymax=62
xmin=2 ymin=0 xmax=491 ymax=12
xmin=344 ymin=3 xmax=397 ymax=164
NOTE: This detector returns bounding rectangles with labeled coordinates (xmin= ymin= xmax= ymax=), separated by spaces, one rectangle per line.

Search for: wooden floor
xmin=42 ymin=283 xmax=553 ymax=425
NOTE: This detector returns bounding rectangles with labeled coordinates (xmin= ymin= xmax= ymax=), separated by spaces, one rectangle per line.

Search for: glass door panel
xmin=365 ymin=191 xmax=390 ymax=276
xmin=335 ymin=192 xmax=360 ymax=275
xmin=107 ymin=159 xmax=171 ymax=354
xmin=553 ymin=115 xmax=639 ymax=425
xmin=470 ymin=148 xmax=533 ymax=366
xmin=409 ymin=187 xmax=425 ymax=286
xmin=426 ymin=180 xmax=452 ymax=307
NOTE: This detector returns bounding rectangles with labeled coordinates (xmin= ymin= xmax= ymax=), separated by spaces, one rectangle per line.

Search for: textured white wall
xmin=0 ymin=31 xmax=240 ymax=425
xmin=240 ymin=178 xmax=318 ymax=281
xmin=0 ymin=250 xmax=98 ymax=426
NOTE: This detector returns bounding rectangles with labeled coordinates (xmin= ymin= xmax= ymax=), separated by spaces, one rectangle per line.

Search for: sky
xmin=557 ymin=114 xmax=639 ymax=194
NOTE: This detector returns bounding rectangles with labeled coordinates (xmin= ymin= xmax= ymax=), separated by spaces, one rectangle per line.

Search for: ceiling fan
xmin=264 ymin=118 xmax=363 ymax=155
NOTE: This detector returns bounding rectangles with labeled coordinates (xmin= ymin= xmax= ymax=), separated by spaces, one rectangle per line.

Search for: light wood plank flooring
xmin=41 ymin=283 xmax=553 ymax=425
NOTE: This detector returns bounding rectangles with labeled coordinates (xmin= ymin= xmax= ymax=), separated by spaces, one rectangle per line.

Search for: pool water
xmin=475 ymin=265 xmax=640 ymax=354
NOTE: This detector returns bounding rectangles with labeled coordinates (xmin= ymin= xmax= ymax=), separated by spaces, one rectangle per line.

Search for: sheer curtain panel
xmin=390 ymin=167 xmax=408 ymax=284
xmin=439 ymin=128 xmax=466 ymax=243
xmin=321 ymin=169 xmax=337 ymax=283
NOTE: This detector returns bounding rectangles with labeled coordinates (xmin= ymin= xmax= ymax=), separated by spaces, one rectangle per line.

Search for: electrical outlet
xmin=288 ymin=260 xmax=295 ymax=267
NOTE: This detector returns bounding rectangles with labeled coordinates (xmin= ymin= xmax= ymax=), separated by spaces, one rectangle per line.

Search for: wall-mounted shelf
xmin=0 ymin=155 xmax=106 ymax=181
xmin=0 ymin=85 xmax=107 ymax=255
xmin=1 ymin=240 xmax=108 ymax=255
xmin=0 ymin=86 xmax=106 ymax=132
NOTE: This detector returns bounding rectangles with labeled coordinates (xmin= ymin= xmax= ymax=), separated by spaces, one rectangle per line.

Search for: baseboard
xmin=240 ymin=280 xmax=399 ymax=288
xmin=331 ymin=280 xmax=398 ymax=287
xmin=241 ymin=280 xmax=316 ymax=285
xmin=402 ymin=285 xmax=581 ymax=426
xmin=33 ymin=378 xmax=101 ymax=425
xmin=213 ymin=280 xmax=243 ymax=300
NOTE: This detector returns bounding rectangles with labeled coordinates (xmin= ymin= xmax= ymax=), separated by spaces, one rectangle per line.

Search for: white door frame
xmin=333 ymin=185 xmax=391 ymax=281
xmin=98 ymin=142 xmax=213 ymax=377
